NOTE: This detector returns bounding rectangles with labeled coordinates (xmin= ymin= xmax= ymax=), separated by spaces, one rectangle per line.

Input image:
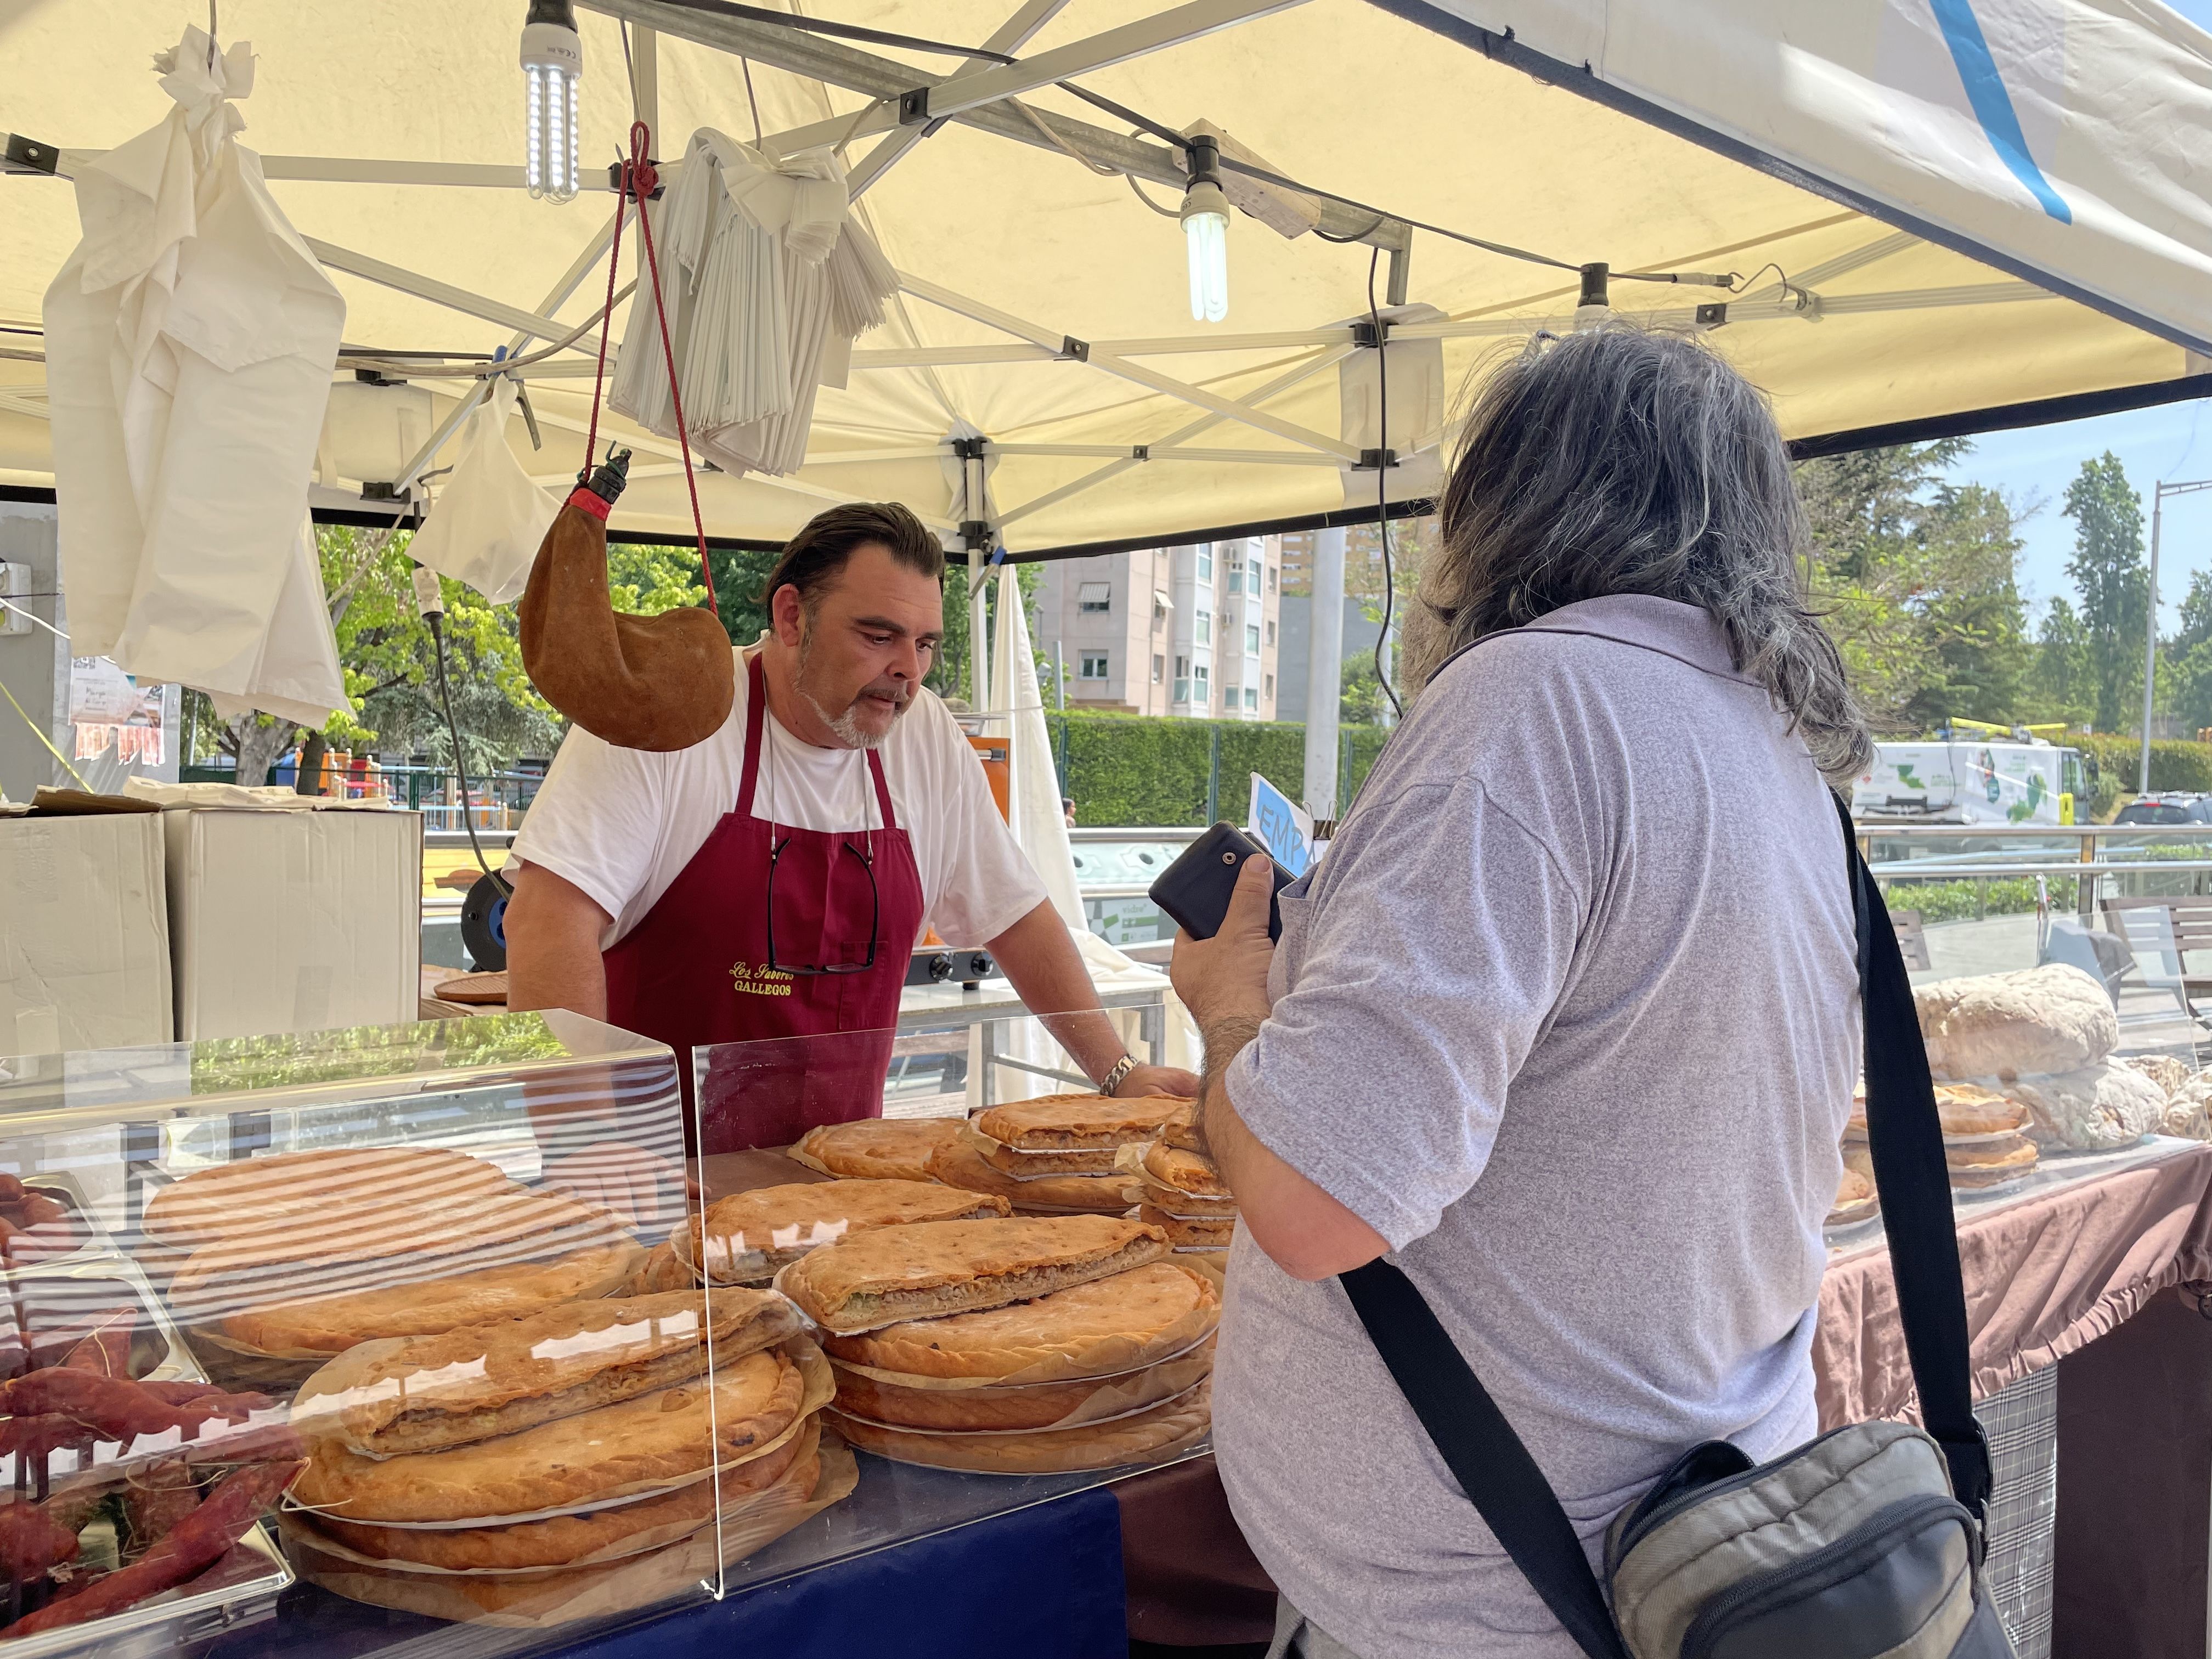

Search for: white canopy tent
xmin=3 ymin=0 xmax=2208 ymax=569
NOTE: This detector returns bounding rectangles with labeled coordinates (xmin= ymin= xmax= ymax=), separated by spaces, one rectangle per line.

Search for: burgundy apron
xmin=603 ymin=654 xmax=924 ymax=1153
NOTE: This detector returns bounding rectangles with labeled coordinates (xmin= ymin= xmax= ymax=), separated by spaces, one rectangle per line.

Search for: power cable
xmin=425 ymin=595 xmax=511 ymax=897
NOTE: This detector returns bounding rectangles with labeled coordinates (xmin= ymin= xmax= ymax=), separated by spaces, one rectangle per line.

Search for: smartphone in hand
xmin=1149 ymin=821 xmax=1295 ymax=941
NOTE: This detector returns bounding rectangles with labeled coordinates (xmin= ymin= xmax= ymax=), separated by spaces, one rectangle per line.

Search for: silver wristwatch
xmin=1097 ymin=1054 xmax=1138 ymax=1096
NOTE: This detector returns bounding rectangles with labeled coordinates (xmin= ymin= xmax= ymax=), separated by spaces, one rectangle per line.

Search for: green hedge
xmin=2073 ymin=735 xmax=2212 ymax=819
xmin=1048 ymin=713 xmax=1391 ymax=827
xmin=1874 ymin=876 xmax=2073 ymax=925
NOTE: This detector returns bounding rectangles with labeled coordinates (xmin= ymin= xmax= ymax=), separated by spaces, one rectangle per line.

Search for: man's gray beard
xmin=807 ymin=691 xmax=888 ymax=749
xmin=795 ymin=626 xmax=904 ymax=749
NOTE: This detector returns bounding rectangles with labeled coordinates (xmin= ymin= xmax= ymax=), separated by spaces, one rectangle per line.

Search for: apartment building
xmin=1033 ymin=537 xmax=1282 ymax=720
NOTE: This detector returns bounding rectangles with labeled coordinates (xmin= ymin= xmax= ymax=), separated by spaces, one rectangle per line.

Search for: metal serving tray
xmin=1 ymin=1255 xmax=205 ymax=1392
xmin=0 ymin=1256 xmax=293 ymax=1658
xmin=0 ymin=1173 xmax=114 ymax=1276
xmin=0 ymin=1522 xmax=292 ymax=1659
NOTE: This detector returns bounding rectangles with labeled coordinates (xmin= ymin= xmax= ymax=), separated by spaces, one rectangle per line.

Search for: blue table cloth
xmin=208 ymin=1484 xmax=1126 ymax=1659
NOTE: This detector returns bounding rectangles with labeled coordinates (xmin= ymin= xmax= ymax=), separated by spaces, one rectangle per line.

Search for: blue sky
xmin=1937 ymin=397 xmax=2212 ymax=634
xmin=1926 ymin=0 xmax=2212 ymax=634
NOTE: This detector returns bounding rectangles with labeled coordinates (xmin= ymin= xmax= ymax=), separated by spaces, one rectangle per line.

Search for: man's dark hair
xmin=759 ymin=503 xmax=945 ymax=610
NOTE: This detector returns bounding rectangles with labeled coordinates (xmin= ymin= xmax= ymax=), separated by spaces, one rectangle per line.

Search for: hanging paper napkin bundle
xmin=610 ymin=132 xmax=898 ymax=478
xmin=43 ymin=25 xmax=347 ymax=730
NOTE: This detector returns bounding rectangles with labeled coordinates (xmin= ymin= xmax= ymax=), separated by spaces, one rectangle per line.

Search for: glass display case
xmin=0 ymin=1012 xmax=755 ymax=1655
xmin=0 ymin=999 xmax=1209 ymax=1656
xmin=687 ymin=1002 xmax=1216 ymax=1604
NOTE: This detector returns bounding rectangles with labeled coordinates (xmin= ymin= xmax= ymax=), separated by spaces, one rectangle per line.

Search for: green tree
xmin=1340 ymin=654 xmax=1388 ymax=726
xmin=2029 ymin=596 xmax=2095 ymax=726
xmin=186 ymin=532 xmax=726 ymax=783
xmin=2166 ymin=569 xmax=2212 ymax=737
xmin=2062 ymin=452 xmax=2148 ymax=731
xmin=923 ymin=558 xmax=1042 ymax=707
xmin=1795 ymin=440 xmax=2030 ymax=733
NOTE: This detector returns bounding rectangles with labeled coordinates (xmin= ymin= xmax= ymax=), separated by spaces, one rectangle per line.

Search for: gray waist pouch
xmin=1338 ymin=793 xmax=2015 ymax=1659
xmin=1602 ymin=1421 xmax=2011 ymax=1658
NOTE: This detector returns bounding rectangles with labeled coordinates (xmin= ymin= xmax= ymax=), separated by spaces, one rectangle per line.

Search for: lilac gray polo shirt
xmin=1215 ymin=594 xmax=1861 ymax=1659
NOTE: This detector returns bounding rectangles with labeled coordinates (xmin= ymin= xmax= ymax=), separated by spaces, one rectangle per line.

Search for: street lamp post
xmin=2140 ymin=477 xmax=2212 ymax=797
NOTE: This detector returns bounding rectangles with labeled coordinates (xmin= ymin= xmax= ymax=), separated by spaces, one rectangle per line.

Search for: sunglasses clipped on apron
xmin=1340 ymin=793 xmax=2015 ymax=1659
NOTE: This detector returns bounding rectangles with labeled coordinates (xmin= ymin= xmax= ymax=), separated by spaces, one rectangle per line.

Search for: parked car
xmin=2113 ymin=792 xmax=2212 ymax=826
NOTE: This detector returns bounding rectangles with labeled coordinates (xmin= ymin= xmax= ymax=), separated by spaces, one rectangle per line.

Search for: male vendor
xmin=504 ymin=501 xmax=1195 ymax=1152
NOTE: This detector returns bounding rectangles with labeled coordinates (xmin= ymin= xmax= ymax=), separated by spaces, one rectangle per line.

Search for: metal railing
xmin=183 ymin=761 xmax=545 ymax=831
xmin=1863 ymin=823 xmax=2212 ymax=924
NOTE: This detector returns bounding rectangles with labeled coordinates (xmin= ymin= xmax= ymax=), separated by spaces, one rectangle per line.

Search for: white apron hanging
xmin=43 ymin=25 xmax=347 ymax=729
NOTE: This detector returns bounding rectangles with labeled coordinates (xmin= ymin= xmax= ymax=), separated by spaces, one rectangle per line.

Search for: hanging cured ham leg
xmin=517 ymin=450 xmax=736 ymax=752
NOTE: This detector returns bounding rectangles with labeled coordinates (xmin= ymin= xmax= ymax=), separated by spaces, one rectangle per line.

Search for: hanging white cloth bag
xmin=42 ymin=25 xmax=347 ymax=728
xmin=406 ymin=379 xmax=558 ymax=605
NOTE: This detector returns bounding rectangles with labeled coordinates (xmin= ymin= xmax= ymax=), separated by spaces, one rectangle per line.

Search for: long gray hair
xmin=1404 ymin=326 xmax=1871 ymax=780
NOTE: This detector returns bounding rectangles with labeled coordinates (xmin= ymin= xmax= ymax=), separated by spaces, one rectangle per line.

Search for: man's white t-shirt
xmin=509 ymin=646 xmax=1048 ymax=952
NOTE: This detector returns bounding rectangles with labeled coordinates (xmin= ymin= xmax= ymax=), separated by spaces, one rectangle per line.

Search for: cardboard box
xmin=0 ymin=808 xmax=173 ymax=1054
xmin=164 ymin=808 xmax=422 ymax=1041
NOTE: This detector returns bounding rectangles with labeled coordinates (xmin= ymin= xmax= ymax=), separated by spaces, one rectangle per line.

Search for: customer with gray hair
xmin=1171 ymin=326 xmax=1871 ymax=1658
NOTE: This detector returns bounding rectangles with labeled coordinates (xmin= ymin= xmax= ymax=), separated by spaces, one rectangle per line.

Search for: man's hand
xmin=1168 ymin=853 xmax=1277 ymax=1030
xmin=1113 ymin=1063 xmax=1202 ymax=1099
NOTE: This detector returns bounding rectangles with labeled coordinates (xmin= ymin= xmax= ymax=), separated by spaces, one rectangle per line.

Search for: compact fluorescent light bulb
xmin=1181 ymin=178 xmax=1231 ymax=323
xmin=521 ymin=1 xmax=584 ymax=205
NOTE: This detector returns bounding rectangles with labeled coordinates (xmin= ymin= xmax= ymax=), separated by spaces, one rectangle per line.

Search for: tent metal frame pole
xmin=753 ymin=0 xmax=1304 ymax=158
xmin=304 ymin=236 xmax=593 ymax=346
xmin=580 ymin=0 xmax=1401 ymax=249
xmin=1303 ymin=525 xmax=1345 ymax=820
xmin=797 ymin=442 xmax=1345 ymax=466
xmin=995 ymin=343 xmax=1354 ymax=527
xmin=54 ymin=151 xmax=637 ymax=191
xmin=390 ymin=206 xmax=623 ymax=492
xmin=899 ymin=271 xmax=1359 ymax=460
xmin=846 ymin=0 xmax=1075 ymax=200
xmin=993 ymin=443 xmax=1344 ymax=465
xmin=526 ymin=403 xmax=964 ymax=532
xmin=630 ymin=25 xmax=659 ymax=138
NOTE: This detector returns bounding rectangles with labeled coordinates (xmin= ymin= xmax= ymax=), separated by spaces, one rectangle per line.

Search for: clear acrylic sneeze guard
xmin=686 ymin=996 xmax=1216 ymax=1603
xmin=0 ymin=1012 xmax=726 ymax=1655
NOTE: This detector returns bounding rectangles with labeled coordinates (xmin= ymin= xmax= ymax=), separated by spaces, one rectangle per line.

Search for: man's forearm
xmin=988 ymin=900 xmax=1127 ymax=1085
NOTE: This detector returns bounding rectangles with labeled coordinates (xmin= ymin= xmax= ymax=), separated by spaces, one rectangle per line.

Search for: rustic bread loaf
xmin=826 ymin=1378 xmax=1211 ymax=1473
xmin=926 ymin=1139 xmax=1136 ymax=1213
xmin=1914 ymin=964 xmax=2116 ymax=1080
xmin=294 ymin=1342 xmax=817 ymax=1520
xmin=2001 ymin=1062 xmax=2165 ymax=1151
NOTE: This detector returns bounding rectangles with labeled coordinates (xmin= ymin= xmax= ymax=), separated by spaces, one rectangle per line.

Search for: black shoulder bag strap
xmin=1339 ymin=791 xmax=1991 ymax=1659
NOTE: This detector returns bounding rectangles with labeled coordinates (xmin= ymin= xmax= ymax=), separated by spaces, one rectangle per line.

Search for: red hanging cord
xmin=580 ymin=163 xmax=627 ymax=478
xmin=579 ymin=121 xmax=720 ymax=620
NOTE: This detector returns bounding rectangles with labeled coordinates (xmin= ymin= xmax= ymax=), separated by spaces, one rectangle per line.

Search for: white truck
xmin=1851 ymin=725 xmax=2089 ymax=827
